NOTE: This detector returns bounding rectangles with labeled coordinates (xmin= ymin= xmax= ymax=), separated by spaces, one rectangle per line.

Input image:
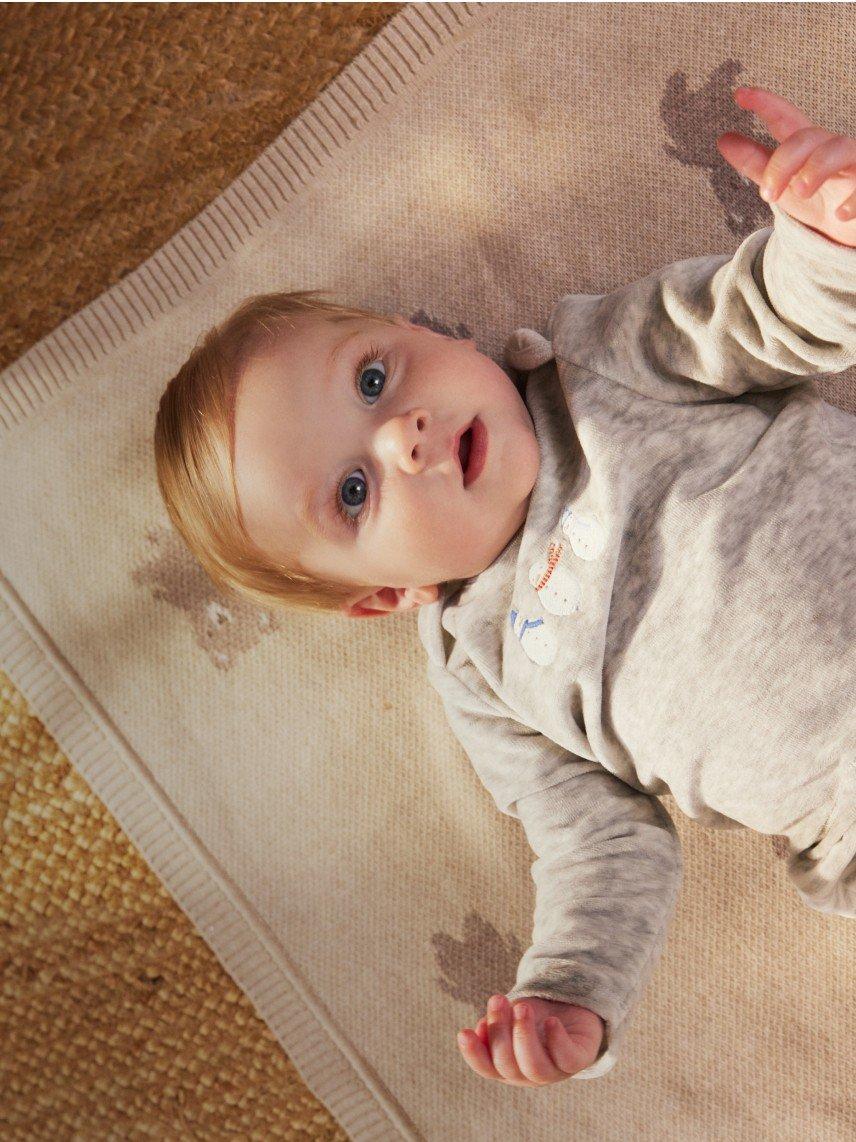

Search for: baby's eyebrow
xmin=327 ymin=327 xmax=364 ymax=370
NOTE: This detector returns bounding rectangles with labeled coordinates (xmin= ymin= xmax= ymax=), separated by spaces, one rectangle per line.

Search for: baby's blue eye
xmin=336 ymin=350 xmax=387 ymax=527
xmin=339 ymin=472 xmax=368 ymax=519
xmin=356 ymin=355 xmax=386 ymax=404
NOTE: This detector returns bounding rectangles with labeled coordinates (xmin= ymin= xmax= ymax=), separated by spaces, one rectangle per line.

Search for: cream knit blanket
xmin=1 ymin=5 xmax=853 ymax=1138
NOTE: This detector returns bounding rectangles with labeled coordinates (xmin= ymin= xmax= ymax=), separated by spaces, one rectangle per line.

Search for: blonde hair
xmin=154 ymin=288 xmax=412 ymax=616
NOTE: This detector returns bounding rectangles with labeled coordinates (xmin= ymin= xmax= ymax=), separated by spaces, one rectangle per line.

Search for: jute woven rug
xmin=1 ymin=4 xmax=401 ymax=1137
xmin=2 ymin=3 xmax=854 ymax=1140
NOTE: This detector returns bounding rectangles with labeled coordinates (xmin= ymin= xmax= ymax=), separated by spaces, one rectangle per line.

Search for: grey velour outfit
xmin=416 ymin=201 xmax=855 ymax=1078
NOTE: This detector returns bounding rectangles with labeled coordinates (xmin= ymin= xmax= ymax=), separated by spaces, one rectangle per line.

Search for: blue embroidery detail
xmin=510 ymin=608 xmax=544 ymax=637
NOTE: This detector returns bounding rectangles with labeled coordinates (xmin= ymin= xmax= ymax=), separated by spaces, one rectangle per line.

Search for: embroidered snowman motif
xmin=509 ymin=503 xmax=608 ymax=669
xmin=561 ymin=505 xmax=607 ymax=561
xmin=509 ymin=607 xmax=557 ymax=666
xmin=528 ymin=540 xmax=582 ymax=616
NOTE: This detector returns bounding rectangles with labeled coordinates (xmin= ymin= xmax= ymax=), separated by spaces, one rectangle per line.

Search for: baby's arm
xmin=455 ymin=771 xmax=683 ymax=1085
xmin=428 ymin=658 xmax=683 ymax=1083
xmin=499 ymin=773 xmax=682 ymax=1081
xmin=526 ymin=91 xmax=855 ymax=407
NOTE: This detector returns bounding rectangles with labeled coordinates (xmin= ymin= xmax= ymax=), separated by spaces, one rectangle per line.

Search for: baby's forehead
xmin=295 ymin=311 xmax=384 ymax=336
xmin=239 ymin=314 xmax=340 ymax=374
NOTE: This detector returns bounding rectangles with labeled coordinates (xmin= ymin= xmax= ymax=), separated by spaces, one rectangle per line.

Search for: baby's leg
xmin=780 ymin=399 xmax=856 ymax=917
xmin=785 ymin=754 xmax=856 ymax=918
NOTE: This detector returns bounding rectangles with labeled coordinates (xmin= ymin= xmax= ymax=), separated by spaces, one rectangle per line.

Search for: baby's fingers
xmin=715 ymin=130 xmax=772 ymax=186
xmin=760 ymin=130 xmax=851 ymax=203
xmin=511 ymin=1003 xmax=568 ymax=1084
xmin=457 ymin=1027 xmax=506 ymax=1083
xmin=781 ymin=134 xmax=856 ymax=211
xmin=731 ymin=86 xmax=814 ymax=144
xmin=544 ymin=1017 xmax=593 ymax=1075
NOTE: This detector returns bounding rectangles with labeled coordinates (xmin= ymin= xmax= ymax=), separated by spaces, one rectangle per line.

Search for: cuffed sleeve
xmin=425 ymin=655 xmax=682 ymax=1080
xmin=546 ymin=201 xmax=856 ymax=404
xmin=760 ymin=202 xmax=856 ymax=348
xmin=505 ymin=776 xmax=682 ymax=1080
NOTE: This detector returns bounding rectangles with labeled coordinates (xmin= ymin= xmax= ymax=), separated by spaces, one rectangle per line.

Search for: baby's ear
xmin=340 ymin=583 xmax=440 ymax=618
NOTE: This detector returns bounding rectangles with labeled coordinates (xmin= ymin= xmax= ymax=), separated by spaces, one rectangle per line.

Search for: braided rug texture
xmin=0 ymin=4 xmax=403 ymax=1137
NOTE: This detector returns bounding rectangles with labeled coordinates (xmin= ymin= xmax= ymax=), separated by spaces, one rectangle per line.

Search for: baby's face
xmin=232 ymin=313 xmax=540 ymax=617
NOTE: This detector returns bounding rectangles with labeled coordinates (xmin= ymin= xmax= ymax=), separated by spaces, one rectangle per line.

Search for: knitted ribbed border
xmin=0 ymin=5 xmax=490 ymax=1137
xmin=0 ymin=1 xmax=488 ymax=438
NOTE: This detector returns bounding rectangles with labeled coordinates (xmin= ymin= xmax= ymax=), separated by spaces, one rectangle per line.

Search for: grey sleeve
xmin=547 ymin=201 xmax=856 ymax=404
xmin=505 ymin=777 xmax=682 ymax=1081
xmin=426 ymin=658 xmax=682 ymax=1079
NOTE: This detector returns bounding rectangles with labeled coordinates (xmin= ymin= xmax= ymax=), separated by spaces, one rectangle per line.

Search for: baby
xmin=154 ymin=87 xmax=856 ymax=1086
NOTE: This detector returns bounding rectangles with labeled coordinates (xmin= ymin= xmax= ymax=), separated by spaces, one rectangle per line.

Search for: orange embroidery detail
xmin=534 ymin=540 xmax=564 ymax=592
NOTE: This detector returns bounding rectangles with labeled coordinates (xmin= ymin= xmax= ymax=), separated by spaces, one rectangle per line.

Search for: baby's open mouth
xmin=458 ymin=425 xmax=473 ymax=475
xmin=458 ymin=417 xmax=487 ymax=488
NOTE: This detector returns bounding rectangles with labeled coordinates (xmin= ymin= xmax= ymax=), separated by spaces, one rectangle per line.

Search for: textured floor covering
xmin=0 ymin=4 xmax=403 ymax=1136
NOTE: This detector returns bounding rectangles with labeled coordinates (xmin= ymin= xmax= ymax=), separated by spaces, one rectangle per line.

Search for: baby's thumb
xmin=716 ymin=132 xmax=771 ymax=188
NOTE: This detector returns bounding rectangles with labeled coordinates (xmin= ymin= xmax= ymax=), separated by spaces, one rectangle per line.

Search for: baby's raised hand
xmin=457 ymin=993 xmax=605 ymax=1086
xmin=716 ymin=87 xmax=856 ymax=248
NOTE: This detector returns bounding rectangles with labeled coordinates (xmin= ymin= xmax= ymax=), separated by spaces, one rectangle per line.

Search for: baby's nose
xmin=410 ymin=439 xmax=455 ymax=477
xmin=386 ymin=413 xmax=440 ymax=469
